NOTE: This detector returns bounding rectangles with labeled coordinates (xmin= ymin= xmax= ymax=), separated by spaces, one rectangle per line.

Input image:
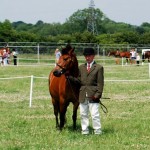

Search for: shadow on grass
xmin=66 ymin=124 xmax=81 ymax=133
xmin=53 ymin=122 xmax=115 ymax=136
xmin=103 ymin=127 xmax=115 ymax=135
xmin=65 ymin=123 xmax=115 ymax=133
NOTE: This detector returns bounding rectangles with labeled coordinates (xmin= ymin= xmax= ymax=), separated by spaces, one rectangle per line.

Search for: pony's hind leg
xmin=72 ymin=102 xmax=79 ymax=130
xmin=126 ymin=58 xmax=128 ymax=65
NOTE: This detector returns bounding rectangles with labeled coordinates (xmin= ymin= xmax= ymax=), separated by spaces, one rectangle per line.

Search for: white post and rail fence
xmin=0 ymin=72 xmax=150 ymax=108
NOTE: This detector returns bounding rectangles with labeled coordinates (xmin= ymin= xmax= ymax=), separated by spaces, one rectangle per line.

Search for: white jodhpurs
xmin=79 ymin=100 xmax=101 ymax=134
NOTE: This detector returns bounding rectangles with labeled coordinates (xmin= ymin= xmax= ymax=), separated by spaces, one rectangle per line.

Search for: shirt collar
xmin=87 ymin=60 xmax=94 ymax=68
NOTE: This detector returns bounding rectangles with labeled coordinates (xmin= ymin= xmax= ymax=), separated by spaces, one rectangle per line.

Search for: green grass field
xmin=0 ymin=60 xmax=150 ymax=150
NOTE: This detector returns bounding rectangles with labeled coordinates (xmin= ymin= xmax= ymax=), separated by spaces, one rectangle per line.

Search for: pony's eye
xmin=64 ymin=57 xmax=70 ymax=61
xmin=64 ymin=58 xmax=68 ymax=61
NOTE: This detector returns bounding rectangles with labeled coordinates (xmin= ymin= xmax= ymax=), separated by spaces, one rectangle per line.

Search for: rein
xmin=87 ymin=96 xmax=108 ymax=114
xmin=56 ymin=63 xmax=65 ymax=70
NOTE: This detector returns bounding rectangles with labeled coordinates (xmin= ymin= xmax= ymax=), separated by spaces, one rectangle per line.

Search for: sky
xmin=1 ymin=0 xmax=150 ymax=26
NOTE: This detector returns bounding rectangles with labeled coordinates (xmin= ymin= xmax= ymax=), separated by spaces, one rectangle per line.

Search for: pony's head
xmin=53 ymin=45 xmax=78 ymax=77
xmin=0 ymin=47 xmax=11 ymax=55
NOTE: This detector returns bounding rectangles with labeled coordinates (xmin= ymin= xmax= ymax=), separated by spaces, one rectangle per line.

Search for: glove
xmin=92 ymin=96 xmax=99 ymax=101
xmin=89 ymin=96 xmax=100 ymax=103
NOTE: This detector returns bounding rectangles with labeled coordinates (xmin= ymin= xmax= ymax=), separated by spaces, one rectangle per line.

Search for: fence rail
xmin=0 ymin=75 xmax=150 ymax=108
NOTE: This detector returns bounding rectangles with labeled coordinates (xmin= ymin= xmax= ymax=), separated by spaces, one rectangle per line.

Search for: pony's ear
xmin=68 ymin=47 xmax=75 ymax=55
xmin=61 ymin=48 xmax=68 ymax=55
xmin=66 ymin=44 xmax=72 ymax=50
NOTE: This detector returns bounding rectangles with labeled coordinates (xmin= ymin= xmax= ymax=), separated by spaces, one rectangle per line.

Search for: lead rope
xmin=99 ymin=101 xmax=108 ymax=114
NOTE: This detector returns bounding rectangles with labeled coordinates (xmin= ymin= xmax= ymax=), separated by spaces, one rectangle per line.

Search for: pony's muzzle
xmin=53 ymin=70 xmax=62 ymax=77
xmin=53 ymin=69 xmax=66 ymax=77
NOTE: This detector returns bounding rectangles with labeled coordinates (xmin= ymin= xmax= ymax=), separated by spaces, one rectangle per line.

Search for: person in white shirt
xmin=136 ymin=53 xmax=140 ymax=66
xmin=12 ymin=49 xmax=18 ymax=65
xmin=130 ymin=48 xmax=136 ymax=64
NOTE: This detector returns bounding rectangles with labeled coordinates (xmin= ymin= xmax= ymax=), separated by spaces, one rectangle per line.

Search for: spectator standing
xmin=12 ymin=49 xmax=18 ymax=65
xmin=130 ymin=48 xmax=136 ymax=64
xmin=136 ymin=53 xmax=140 ymax=66
xmin=2 ymin=49 xmax=8 ymax=66
xmin=55 ymin=48 xmax=61 ymax=66
xmin=7 ymin=52 xmax=11 ymax=64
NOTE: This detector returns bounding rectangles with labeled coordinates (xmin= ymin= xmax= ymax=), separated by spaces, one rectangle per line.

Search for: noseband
xmin=56 ymin=63 xmax=66 ymax=71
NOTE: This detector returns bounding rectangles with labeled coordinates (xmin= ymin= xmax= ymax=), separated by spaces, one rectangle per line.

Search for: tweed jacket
xmin=78 ymin=61 xmax=104 ymax=103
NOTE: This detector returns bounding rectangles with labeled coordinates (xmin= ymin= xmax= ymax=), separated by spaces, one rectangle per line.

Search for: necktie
xmin=87 ymin=63 xmax=90 ymax=72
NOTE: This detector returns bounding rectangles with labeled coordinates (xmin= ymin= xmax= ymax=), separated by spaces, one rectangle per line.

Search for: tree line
xmin=0 ymin=8 xmax=150 ymax=45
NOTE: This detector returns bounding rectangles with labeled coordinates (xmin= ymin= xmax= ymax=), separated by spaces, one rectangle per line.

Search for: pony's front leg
xmin=59 ymin=113 xmax=67 ymax=130
xmin=59 ymin=104 xmax=67 ymax=130
xmin=59 ymin=113 xmax=65 ymax=130
xmin=53 ymin=103 xmax=59 ymax=129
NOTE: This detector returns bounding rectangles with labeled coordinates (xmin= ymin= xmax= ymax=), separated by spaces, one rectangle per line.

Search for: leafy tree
xmin=12 ymin=21 xmax=33 ymax=32
xmin=138 ymin=32 xmax=150 ymax=44
xmin=0 ymin=20 xmax=17 ymax=42
xmin=65 ymin=9 xmax=87 ymax=33
xmin=96 ymin=33 xmax=116 ymax=44
xmin=80 ymin=31 xmax=96 ymax=43
xmin=1 ymin=8 xmax=150 ymax=44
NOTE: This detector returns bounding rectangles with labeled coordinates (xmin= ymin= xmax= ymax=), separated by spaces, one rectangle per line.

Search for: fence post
xmin=122 ymin=57 xmax=124 ymax=66
xmin=97 ymin=44 xmax=100 ymax=56
xmin=103 ymin=48 xmax=105 ymax=64
xmin=29 ymin=75 xmax=34 ymax=107
xmin=37 ymin=43 xmax=40 ymax=64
